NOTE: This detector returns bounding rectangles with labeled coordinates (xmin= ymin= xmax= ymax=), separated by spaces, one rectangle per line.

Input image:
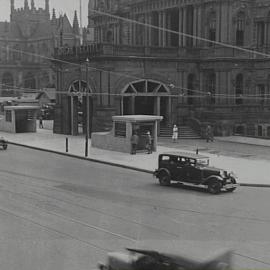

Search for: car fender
xmin=203 ymin=175 xmax=223 ymax=185
xmin=154 ymin=168 xmax=171 ymax=178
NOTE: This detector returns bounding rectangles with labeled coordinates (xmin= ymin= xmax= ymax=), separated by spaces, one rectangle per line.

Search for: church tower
xmin=73 ymin=11 xmax=80 ymax=35
xmin=31 ymin=0 xmax=35 ymax=10
xmin=45 ymin=0 xmax=49 ymax=13
xmin=24 ymin=0 xmax=29 ymax=10
xmin=11 ymin=0 xmax=15 ymax=12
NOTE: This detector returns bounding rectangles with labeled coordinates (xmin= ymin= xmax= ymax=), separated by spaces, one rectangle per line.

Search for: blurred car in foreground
xmin=98 ymin=248 xmax=232 ymax=270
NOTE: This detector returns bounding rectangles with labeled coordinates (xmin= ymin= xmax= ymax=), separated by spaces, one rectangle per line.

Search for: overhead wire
xmin=1 ymin=9 xmax=270 ymax=99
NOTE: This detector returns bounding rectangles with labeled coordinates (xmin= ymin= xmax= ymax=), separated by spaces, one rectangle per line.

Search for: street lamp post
xmin=85 ymin=58 xmax=90 ymax=157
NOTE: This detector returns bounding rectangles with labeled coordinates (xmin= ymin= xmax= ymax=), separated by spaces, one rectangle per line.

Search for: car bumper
xmin=223 ymin=183 xmax=239 ymax=190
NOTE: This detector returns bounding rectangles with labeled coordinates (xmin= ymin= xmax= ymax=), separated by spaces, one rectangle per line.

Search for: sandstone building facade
xmin=0 ymin=0 xmax=80 ymax=97
xmin=54 ymin=0 xmax=270 ymax=138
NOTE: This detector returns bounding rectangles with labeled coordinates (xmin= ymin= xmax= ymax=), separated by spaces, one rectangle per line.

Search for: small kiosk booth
xmin=91 ymin=115 xmax=163 ymax=153
xmin=0 ymin=106 xmax=40 ymax=133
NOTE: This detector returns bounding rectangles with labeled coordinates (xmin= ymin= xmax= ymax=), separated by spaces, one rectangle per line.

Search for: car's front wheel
xmin=207 ymin=180 xmax=222 ymax=194
xmin=2 ymin=144 xmax=7 ymax=150
xmin=158 ymin=172 xmax=171 ymax=186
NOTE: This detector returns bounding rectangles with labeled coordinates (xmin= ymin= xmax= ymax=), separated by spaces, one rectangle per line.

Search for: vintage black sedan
xmin=153 ymin=152 xmax=238 ymax=194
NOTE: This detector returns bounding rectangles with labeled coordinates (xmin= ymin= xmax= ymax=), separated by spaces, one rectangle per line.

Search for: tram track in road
xmin=0 ymin=206 xmax=110 ymax=254
xmin=1 ymin=172 xmax=270 ymax=268
xmin=1 ymin=169 xmax=270 ymax=225
xmin=0 ymin=172 xmax=180 ymax=239
xmin=1 ymin=190 xmax=270 ymax=269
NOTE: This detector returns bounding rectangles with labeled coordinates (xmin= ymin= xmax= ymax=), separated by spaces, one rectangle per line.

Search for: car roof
xmin=160 ymin=152 xmax=209 ymax=159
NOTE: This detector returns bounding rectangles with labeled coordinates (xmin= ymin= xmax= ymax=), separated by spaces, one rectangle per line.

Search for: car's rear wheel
xmin=158 ymin=172 xmax=171 ymax=186
xmin=227 ymin=178 xmax=236 ymax=192
xmin=2 ymin=144 xmax=7 ymax=150
xmin=207 ymin=180 xmax=221 ymax=194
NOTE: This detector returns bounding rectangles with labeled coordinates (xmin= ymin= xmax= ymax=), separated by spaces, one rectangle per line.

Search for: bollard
xmin=85 ymin=135 xmax=88 ymax=157
xmin=66 ymin=137 xmax=68 ymax=153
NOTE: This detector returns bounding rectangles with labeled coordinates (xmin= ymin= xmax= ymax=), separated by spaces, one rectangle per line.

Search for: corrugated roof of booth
xmin=112 ymin=115 xmax=163 ymax=122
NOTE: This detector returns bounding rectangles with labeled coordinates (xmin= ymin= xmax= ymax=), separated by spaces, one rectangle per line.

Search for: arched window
xmin=41 ymin=72 xmax=50 ymax=88
xmin=24 ymin=72 xmax=36 ymax=89
xmin=208 ymin=12 xmax=216 ymax=46
xmin=13 ymin=44 xmax=21 ymax=61
xmin=2 ymin=72 xmax=14 ymax=96
xmin=236 ymin=12 xmax=245 ymax=46
xmin=235 ymin=74 xmax=243 ymax=105
xmin=28 ymin=45 xmax=35 ymax=62
xmin=207 ymin=72 xmax=216 ymax=104
xmin=106 ymin=30 xmax=113 ymax=43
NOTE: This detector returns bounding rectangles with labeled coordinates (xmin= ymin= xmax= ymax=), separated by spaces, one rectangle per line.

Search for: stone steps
xmin=159 ymin=125 xmax=201 ymax=139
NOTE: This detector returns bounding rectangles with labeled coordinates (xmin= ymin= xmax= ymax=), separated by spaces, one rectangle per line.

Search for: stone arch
xmin=67 ymin=79 xmax=93 ymax=136
xmin=120 ymin=79 xmax=172 ymax=126
xmin=41 ymin=71 xmax=50 ymax=88
xmin=13 ymin=44 xmax=21 ymax=61
xmin=24 ymin=72 xmax=36 ymax=89
xmin=28 ymin=44 xmax=35 ymax=62
xmin=106 ymin=30 xmax=113 ymax=43
xmin=122 ymin=79 xmax=170 ymax=95
xmin=2 ymin=72 xmax=14 ymax=96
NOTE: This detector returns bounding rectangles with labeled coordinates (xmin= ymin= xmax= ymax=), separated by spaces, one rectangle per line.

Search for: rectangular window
xmin=5 ymin=110 xmax=12 ymax=122
xmin=257 ymin=22 xmax=265 ymax=47
xmin=114 ymin=122 xmax=126 ymax=138
xmin=258 ymin=84 xmax=265 ymax=104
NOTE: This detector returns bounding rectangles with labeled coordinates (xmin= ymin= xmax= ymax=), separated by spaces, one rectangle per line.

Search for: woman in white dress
xmin=172 ymin=124 xmax=178 ymax=142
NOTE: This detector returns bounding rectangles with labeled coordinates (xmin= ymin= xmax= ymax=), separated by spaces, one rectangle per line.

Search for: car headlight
xmin=219 ymin=170 xmax=225 ymax=178
xmin=229 ymin=171 xmax=237 ymax=179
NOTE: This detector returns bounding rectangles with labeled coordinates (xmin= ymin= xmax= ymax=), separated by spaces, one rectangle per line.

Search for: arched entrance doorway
xmin=68 ymin=80 xmax=93 ymax=136
xmin=121 ymin=79 xmax=171 ymax=126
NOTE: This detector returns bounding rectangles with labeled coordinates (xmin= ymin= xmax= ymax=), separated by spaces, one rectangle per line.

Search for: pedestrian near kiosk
xmin=172 ymin=124 xmax=178 ymax=142
xmin=130 ymin=132 xmax=139 ymax=154
xmin=206 ymin=125 xmax=213 ymax=142
xmin=39 ymin=115 xmax=44 ymax=129
xmin=146 ymin=131 xmax=152 ymax=154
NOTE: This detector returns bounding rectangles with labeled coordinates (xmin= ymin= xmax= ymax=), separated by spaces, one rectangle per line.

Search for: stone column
xmin=167 ymin=12 xmax=171 ymax=47
xmin=183 ymin=7 xmax=187 ymax=47
xmin=197 ymin=6 xmax=202 ymax=47
xmin=193 ymin=6 xmax=197 ymax=46
xmin=158 ymin=11 xmax=163 ymax=46
xmin=199 ymin=71 xmax=204 ymax=106
xmin=162 ymin=11 xmax=166 ymax=47
xmin=215 ymin=71 xmax=220 ymax=104
xmin=179 ymin=8 xmax=183 ymax=47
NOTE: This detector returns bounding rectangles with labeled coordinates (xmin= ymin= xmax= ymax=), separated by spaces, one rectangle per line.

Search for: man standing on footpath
xmin=146 ymin=131 xmax=152 ymax=154
xmin=130 ymin=132 xmax=139 ymax=154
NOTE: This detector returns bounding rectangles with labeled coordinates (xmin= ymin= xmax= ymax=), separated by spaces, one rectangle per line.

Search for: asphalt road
xmin=0 ymin=145 xmax=270 ymax=270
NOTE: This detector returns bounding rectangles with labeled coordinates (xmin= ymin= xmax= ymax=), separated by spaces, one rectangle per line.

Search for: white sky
xmin=0 ymin=0 xmax=89 ymax=26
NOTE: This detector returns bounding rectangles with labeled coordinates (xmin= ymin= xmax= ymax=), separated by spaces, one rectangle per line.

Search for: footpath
xmin=1 ymin=122 xmax=270 ymax=187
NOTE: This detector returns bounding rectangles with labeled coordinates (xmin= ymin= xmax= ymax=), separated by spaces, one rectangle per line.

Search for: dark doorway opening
xmin=135 ymin=96 xmax=154 ymax=115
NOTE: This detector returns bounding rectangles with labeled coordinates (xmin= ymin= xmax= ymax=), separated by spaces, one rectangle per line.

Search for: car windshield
xmin=196 ymin=158 xmax=209 ymax=166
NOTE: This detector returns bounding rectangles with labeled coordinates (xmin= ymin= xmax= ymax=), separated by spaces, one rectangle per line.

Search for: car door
xmin=187 ymin=159 xmax=202 ymax=184
xmin=174 ymin=157 xmax=187 ymax=182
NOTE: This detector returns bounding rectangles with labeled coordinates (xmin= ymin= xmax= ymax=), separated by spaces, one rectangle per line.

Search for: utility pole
xmin=85 ymin=58 xmax=90 ymax=157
